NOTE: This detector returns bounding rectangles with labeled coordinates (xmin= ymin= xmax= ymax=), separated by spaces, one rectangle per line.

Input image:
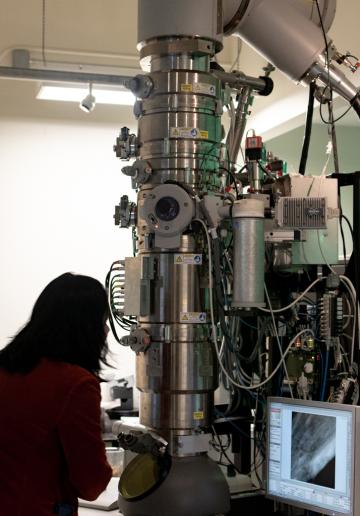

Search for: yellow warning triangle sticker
xmin=181 ymin=314 xmax=188 ymax=321
xmin=176 ymin=256 xmax=183 ymax=263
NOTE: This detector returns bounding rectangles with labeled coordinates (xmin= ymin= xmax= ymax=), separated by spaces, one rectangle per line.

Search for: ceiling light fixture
xmin=36 ymin=82 xmax=136 ymax=107
xmin=79 ymin=82 xmax=96 ymax=113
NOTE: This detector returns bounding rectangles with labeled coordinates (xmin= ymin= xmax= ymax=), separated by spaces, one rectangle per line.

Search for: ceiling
xmin=0 ymin=0 xmax=359 ymax=137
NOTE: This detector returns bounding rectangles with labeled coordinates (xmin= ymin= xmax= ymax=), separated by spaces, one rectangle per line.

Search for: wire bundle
xmin=105 ymin=260 xmax=135 ymax=343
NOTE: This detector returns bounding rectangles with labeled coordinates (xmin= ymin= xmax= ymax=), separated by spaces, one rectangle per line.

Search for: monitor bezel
xmin=266 ymin=397 xmax=358 ymax=516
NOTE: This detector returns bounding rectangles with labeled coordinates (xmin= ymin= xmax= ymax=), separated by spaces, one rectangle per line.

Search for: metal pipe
xmin=306 ymin=56 xmax=359 ymax=104
xmin=0 ymin=65 xmax=132 ymax=86
xmin=212 ymin=69 xmax=272 ymax=94
xmin=227 ymin=86 xmax=252 ymax=167
xmin=248 ymin=161 xmax=262 ymax=192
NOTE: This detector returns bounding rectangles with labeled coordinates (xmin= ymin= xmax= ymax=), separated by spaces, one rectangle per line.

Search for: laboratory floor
xmin=78 ymin=495 xmax=276 ymax=515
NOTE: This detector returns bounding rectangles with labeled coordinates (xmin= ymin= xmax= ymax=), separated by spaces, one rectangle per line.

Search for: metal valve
xmin=122 ymin=159 xmax=152 ymax=188
xmin=114 ymin=195 xmax=137 ymax=228
xmin=120 ymin=327 xmax=151 ymax=353
xmin=113 ymin=126 xmax=138 ymax=160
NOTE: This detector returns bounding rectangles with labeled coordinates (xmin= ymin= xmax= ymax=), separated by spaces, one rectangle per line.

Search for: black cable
xmin=211 ymin=425 xmax=242 ymax=475
xmin=237 ymin=164 xmax=248 ymax=174
xmin=315 ymin=0 xmax=336 ymax=128
xmin=220 ymin=166 xmax=239 ymax=199
xmin=346 ymin=54 xmax=360 ymax=61
xmin=340 ymin=215 xmax=348 ymax=267
xmin=108 ymin=311 xmax=122 ymax=343
xmin=225 ymin=203 xmax=234 ymax=251
xmin=212 ymin=237 xmax=260 ymax=363
xmin=342 ymin=214 xmax=354 ymax=239
xmin=212 ymin=237 xmax=235 ymax=353
xmin=256 ymin=161 xmax=275 ymax=182
xmin=315 ymin=0 xmax=360 ymax=124
xmin=105 ymin=260 xmax=131 ymax=343
xmin=328 ymin=100 xmax=340 ymax=173
xmin=351 ymin=96 xmax=360 ymax=120
xmin=224 ymin=148 xmax=241 ymax=198
xmin=299 ymin=82 xmax=316 ymax=175
xmin=199 ymin=143 xmax=218 ymax=177
xmin=320 ymin=102 xmax=354 ymax=125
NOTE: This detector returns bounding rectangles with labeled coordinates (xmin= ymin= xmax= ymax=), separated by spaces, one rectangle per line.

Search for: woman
xmin=0 ymin=273 xmax=113 ymax=516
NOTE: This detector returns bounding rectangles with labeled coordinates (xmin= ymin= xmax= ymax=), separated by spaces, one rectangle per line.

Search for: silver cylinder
xmin=224 ymin=0 xmax=326 ymax=82
xmin=232 ymin=198 xmax=265 ymax=308
xmin=135 ymin=236 xmax=217 ymax=446
xmin=137 ymin=0 xmax=223 ymax=49
xmin=135 ymin=68 xmax=222 ymax=190
xmin=223 ymin=0 xmax=337 ymax=34
xmin=248 ymin=161 xmax=262 ymax=192
xmin=306 ymin=55 xmax=359 ymax=103
xmin=118 ymin=4 xmax=230 ymax=514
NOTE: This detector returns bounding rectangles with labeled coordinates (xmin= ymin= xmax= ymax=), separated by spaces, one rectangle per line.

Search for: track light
xmin=79 ymin=83 xmax=96 ymax=113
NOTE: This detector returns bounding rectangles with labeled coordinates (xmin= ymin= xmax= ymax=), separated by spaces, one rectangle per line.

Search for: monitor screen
xmin=267 ymin=397 xmax=356 ymax=515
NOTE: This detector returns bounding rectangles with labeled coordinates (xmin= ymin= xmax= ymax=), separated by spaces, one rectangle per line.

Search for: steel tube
xmin=0 ymin=65 xmax=132 ymax=86
xmin=213 ymin=69 xmax=267 ymax=92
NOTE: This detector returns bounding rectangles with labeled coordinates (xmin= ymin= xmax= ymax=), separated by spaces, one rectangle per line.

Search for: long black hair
xmin=0 ymin=273 xmax=109 ymax=375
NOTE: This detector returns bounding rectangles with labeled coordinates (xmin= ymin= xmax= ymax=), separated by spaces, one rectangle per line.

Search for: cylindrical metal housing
xmin=126 ymin=2 xmax=224 ymax=467
xmin=132 ymin=23 xmax=223 ymax=452
xmin=232 ymin=198 xmax=265 ymax=308
xmin=248 ymin=162 xmax=262 ymax=193
xmin=118 ymin=4 xmax=230 ymax=513
xmin=224 ymin=0 xmax=326 ymax=82
xmin=223 ymin=0 xmax=337 ymax=34
xmin=135 ymin=237 xmax=216 ymax=436
xmin=306 ymin=56 xmax=359 ymax=103
xmin=137 ymin=0 xmax=223 ymax=49
xmin=136 ymin=69 xmax=222 ymax=189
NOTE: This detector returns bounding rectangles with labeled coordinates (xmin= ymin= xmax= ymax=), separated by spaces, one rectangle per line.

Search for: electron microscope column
xmin=134 ymin=0 xmax=225 ymax=455
xmin=118 ymin=2 xmax=230 ymax=514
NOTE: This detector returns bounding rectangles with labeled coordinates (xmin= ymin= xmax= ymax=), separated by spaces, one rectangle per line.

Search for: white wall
xmin=0 ymin=116 xmax=137 ymax=378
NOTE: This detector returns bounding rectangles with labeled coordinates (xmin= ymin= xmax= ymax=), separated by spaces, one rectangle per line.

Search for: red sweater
xmin=0 ymin=359 xmax=113 ymax=516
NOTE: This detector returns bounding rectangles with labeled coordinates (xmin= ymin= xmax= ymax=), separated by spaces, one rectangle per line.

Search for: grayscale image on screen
xmin=291 ymin=412 xmax=336 ymax=488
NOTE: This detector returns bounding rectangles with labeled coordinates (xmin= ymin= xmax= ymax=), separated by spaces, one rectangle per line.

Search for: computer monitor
xmin=267 ymin=397 xmax=360 ymax=516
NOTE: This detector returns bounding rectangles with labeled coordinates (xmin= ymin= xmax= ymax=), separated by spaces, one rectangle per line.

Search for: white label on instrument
xmin=174 ymin=254 xmax=202 ymax=265
xmin=181 ymin=83 xmax=216 ymax=96
xmin=180 ymin=312 xmax=207 ymax=323
xmin=193 ymin=82 xmax=216 ymax=96
xmin=170 ymin=127 xmax=209 ymax=139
